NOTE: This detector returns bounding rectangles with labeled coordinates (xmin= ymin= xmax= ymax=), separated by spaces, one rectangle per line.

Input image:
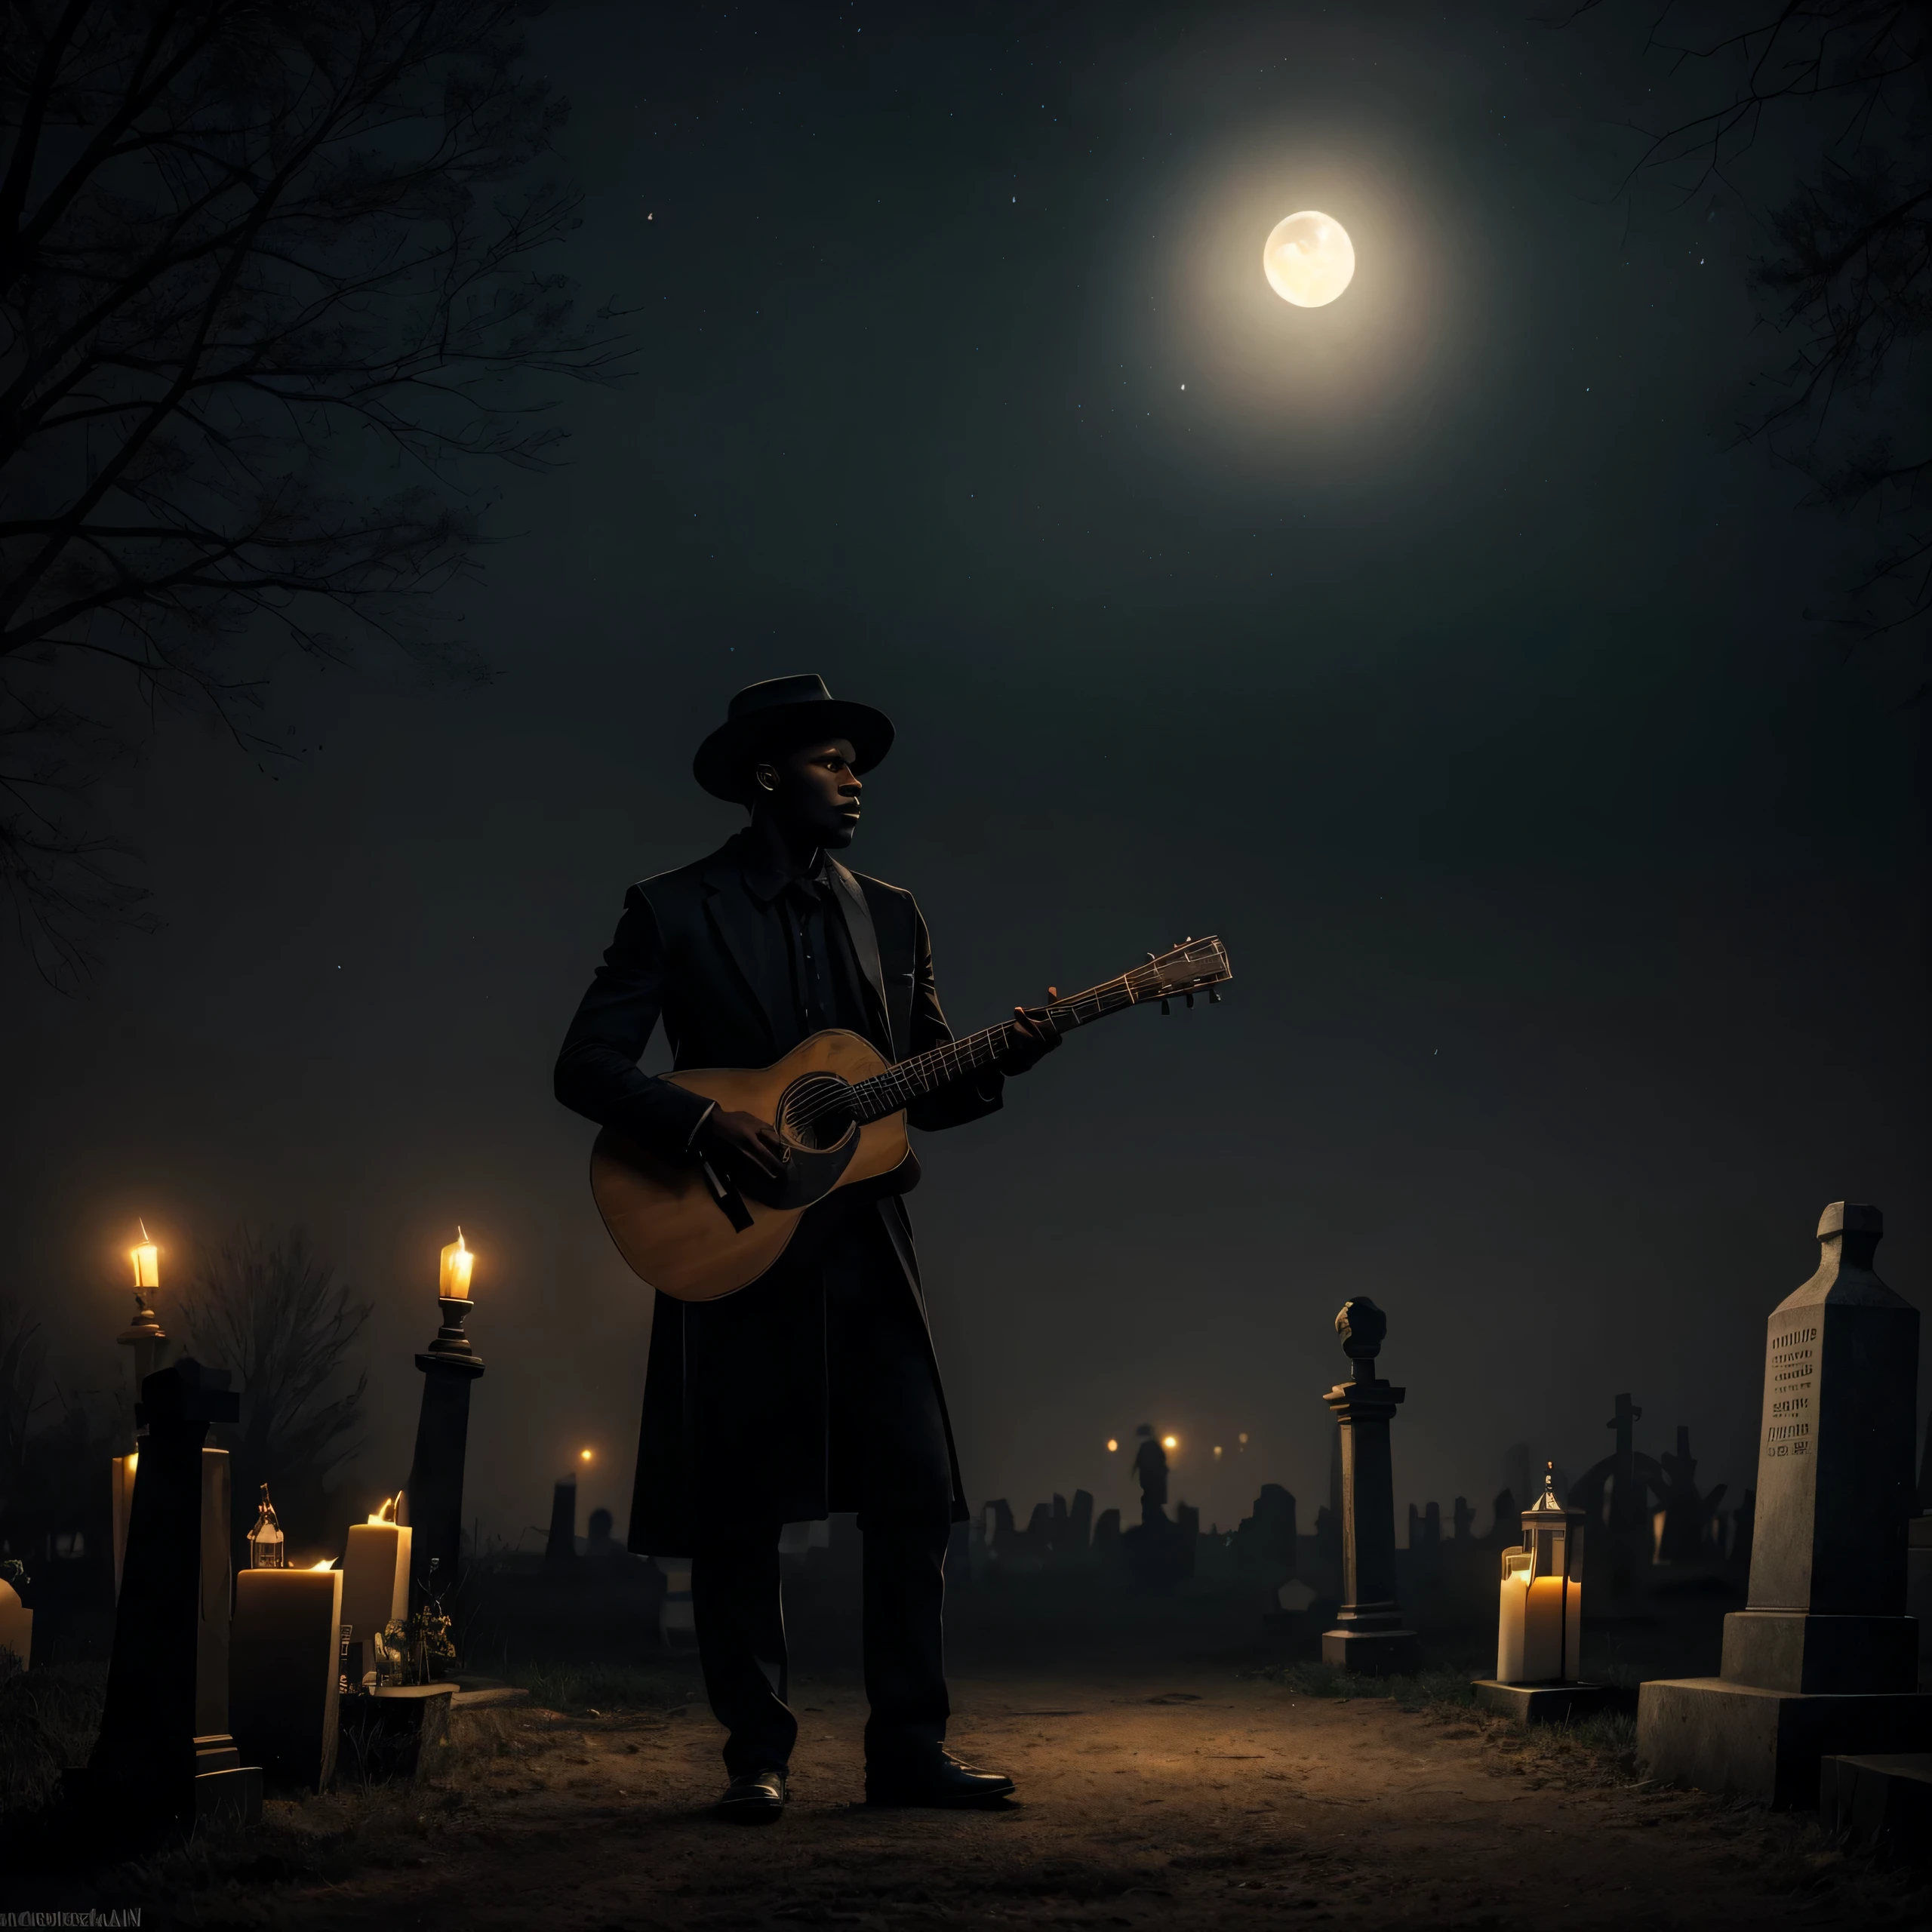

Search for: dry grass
xmin=0 ymin=1663 xmax=104 ymax=1817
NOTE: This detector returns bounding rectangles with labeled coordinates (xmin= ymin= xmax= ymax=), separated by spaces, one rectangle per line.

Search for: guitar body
xmin=589 ymin=1029 xmax=912 ymax=1303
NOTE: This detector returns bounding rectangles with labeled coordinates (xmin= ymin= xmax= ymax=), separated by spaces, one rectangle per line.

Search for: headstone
xmin=1653 ymin=1425 xmax=1726 ymax=1564
xmin=544 ymin=1479 xmax=578 ymax=1572
xmin=1068 ymin=1489 xmax=1094 ymax=1558
xmin=1319 ymin=1298 xmax=1417 ymax=1674
xmin=1452 ymin=1497 xmax=1475 ymax=1543
xmin=82 ymin=1360 xmax=260 ymax=1827
xmin=1638 ymin=1203 xmax=1932 ymax=1805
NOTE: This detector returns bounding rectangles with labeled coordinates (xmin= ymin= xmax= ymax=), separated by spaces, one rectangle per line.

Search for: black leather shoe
xmin=865 ymin=1751 xmax=1015 ymax=1807
xmin=715 ymin=1767 xmax=788 ymax=1821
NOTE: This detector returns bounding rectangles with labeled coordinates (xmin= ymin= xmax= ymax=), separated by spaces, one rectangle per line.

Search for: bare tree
xmin=179 ymin=1223 xmax=373 ymax=1543
xmin=1583 ymin=2 xmax=1929 ymax=689
xmin=1 ymin=0 xmax=626 ymax=981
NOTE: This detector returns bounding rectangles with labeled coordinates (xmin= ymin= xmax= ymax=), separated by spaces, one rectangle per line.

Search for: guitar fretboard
xmin=844 ymin=964 xmax=1174 ymax=1125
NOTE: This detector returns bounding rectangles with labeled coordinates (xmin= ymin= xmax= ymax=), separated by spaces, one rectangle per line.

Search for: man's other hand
xmin=1003 ymin=1004 xmax=1062 ymax=1075
xmin=700 ymin=1108 xmax=789 ymax=1181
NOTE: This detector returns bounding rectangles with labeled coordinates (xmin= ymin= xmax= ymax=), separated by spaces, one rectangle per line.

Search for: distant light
xmin=1106 ymin=1438 xmax=1118 ymax=1453
xmin=1162 ymin=1435 xmax=1178 ymax=1451
xmin=1213 ymin=1445 xmax=1223 ymax=1459
xmin=1238 ymin=1432 xmax=1249 ymax=1445
xmin=580 ymin=1448 xmax=594 ymax=1463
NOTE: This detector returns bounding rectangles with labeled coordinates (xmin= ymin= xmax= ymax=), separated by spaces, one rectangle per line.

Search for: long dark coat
xmin=554 ymin=833 xmax=1001 ymax=1553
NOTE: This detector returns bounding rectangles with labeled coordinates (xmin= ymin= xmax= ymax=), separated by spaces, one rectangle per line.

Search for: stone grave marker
xmin=1637 ymin=1202 xmax=1930 ymax=1805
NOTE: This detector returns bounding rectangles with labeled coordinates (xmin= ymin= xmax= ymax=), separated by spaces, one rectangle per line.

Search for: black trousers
xmin=691 ymin=1207 xmax=955 ymax=1777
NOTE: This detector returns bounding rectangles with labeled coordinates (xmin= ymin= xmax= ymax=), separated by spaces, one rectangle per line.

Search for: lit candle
xmin=0 ymin=1570 xmax=31 ymax=1669
xmin=231 ymin=1564 xmax=343 ymax=1792
xmin=439 ymin=1229 xmax=473 ymax=1300
xmin=1497 ymin=1558 xmax=1582 ymax=1683
xmin=131 ymin=1221 xmax=159 ymax=1291
xmin=340 ymin=1493 xmax=411 ymax=1663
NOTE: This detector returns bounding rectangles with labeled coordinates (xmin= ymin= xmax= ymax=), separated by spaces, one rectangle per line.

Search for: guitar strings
xmin=782 ymin=949 xmax=1223 ymax=1134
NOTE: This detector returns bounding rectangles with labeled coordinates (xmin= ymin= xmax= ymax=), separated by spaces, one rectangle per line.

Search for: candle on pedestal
xmin=439 ymin=1229 xmax=472 ymax=1300
xmin=231 ymin=1563 xmax=343 ymax=1792
xmin=341 ymin=1494 xmax=411 ymax=1666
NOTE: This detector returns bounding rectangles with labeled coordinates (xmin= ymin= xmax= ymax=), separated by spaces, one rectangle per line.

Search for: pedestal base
xmin=1721 ymin=1610 xmax=1919 ymax=1694
xmin=1321 ymin=1626 xmax=1418 ymax=1675
xmin=1637 ymin=1676 xmax=1932 ymax=1807
xmin=1472 ymin=1680 xmax=1615 ymax=1725
xmin=336 ymin=1683 xmax=456 ymax=1784
xmin=1820 ymin=1753 xmax=1932 ymax=1863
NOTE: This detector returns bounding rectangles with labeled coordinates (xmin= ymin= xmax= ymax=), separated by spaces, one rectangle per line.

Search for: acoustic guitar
xmin=589 ymin=934 xmax=1232 ymax=1302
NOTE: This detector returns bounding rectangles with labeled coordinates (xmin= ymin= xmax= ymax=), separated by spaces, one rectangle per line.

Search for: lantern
xmin=1497 ymin=1463 xmax=1583 ymax=1684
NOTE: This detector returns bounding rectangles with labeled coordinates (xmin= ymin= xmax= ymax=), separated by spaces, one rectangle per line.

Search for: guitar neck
xmin=848 ymin=974 xmax=1145 ymax=1125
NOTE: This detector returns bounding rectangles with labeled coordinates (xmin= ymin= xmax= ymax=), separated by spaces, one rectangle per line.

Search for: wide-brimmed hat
xmin=693 ymin=673 xmax=895 ymax=802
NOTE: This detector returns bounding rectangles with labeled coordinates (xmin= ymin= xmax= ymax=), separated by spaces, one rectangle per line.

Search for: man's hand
xmin=698 ymin=1107 xmax=789 ymax=1182
xmin=1003 ymin=1004 xmax=1062 ymax=1075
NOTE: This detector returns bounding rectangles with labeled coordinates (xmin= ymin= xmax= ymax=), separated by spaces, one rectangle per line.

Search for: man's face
xmin=753 ymin=737 xmax=863 ymax=847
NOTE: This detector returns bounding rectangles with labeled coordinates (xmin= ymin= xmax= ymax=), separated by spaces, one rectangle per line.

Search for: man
xmin=554 ymin=673 xmax=1060 ymax=1821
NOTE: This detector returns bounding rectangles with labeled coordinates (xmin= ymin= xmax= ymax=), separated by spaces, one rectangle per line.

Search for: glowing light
xmin=310 ymin=1559 xmax=337 ymax=1571
xmin=1238 ymin=1432 xmax=1249 ymax=1445
xmin=1213 ymin=1445 xmax=1223 ymax=1459
xmin=1106 ymin=1438 xmax=1118 ymax=1453
xmin=440 ymin=1228 xmax=474 ymax=1300
xmin=131 ymin=1221 xmax=159 ymax=1290
xmin=580 ymin=1447 xmax=594 ymax=1463
xmin=368 ymin=1491 xmax=402 ymax=1527
xmin=1162 ymin=1435 xmax=1178 ymax=1451
xmin=1263 ymin=211 xmax=1355 ymax=308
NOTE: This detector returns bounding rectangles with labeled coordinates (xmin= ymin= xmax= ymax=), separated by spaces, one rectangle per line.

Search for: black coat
xmin=554 ymin=833 xmax=1001 ymax=1552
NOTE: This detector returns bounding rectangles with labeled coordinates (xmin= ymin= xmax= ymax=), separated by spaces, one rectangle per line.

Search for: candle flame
xmin=1106 ymin=1438 xmax=1118 ymax=1452
xmin=368 ymin=1491 xmax=402 ymax=1526
xmin=1162 ymin=1435 xmax=1178 ymax=1450
xmin=311 ymin=1559 xmax=336 ymax=1571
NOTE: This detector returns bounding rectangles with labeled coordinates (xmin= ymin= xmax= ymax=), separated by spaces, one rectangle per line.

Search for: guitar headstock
xmin=1139 ymin=935 xmax=1232 ymax=1004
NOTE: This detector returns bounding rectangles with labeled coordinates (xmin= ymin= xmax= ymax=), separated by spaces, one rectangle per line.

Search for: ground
xmin=20 ymin=1657 xmax=1924 ymax=1929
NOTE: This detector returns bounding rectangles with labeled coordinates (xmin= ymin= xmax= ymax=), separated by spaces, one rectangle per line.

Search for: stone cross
xmin=1319 ymin=1297 xmax=1417 ymax=1674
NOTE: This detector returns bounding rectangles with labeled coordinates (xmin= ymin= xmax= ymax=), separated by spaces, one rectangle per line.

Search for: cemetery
xmin=1 ymin=1201 xmax=1926 ymax=1925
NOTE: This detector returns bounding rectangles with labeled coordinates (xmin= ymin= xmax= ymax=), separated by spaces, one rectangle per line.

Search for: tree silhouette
xmin=0 ymin=0 xmax=626 ymax=980
xmin=1585 ymin=2 xmax=1928 ymax=691
xmin=179 ymin=1223 xmax=373 ymax=1556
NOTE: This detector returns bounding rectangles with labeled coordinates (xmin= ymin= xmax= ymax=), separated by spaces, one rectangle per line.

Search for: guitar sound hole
xmin=778 ymin=1074 xmax=856 ymax=1152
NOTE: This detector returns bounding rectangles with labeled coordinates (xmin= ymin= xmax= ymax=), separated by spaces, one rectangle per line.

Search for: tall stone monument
xmin=82 ymin=1359 xmax=262 ymax=1827
xmin=1320 ymin=1297 xmax=1418 ymax=1674
xmin=1637 ymin=1202 xmax=1931 ymax=1805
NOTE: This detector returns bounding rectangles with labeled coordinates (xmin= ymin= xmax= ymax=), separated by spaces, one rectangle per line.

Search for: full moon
xmin=1263 ymin=211 xmax=1355 ymax=307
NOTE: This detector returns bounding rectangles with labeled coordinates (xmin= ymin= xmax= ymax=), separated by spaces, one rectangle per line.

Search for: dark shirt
xmin=740 ymin=854 xmax=877 ymax=1051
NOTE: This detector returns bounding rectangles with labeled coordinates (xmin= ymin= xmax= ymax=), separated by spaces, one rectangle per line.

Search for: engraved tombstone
xmin=1637 ymin=1203 xmax=1931 ymax=1805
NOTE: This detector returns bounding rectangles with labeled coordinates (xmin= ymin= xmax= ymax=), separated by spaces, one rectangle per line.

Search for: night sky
xmin=5 ymin=1 xmax=1925 ymax=1552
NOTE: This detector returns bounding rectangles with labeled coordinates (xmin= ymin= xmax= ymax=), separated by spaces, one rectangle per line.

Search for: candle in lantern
xmin=1494 ymin=1466 xmax=1584 ymax=1684
xmin=131 ymin=1221 xmax=159 ymax=1291
xmin=340 ymin=1492 xmax=411 ymax=1663
xmin=439 ymin=1229 xmax=473 ymax=1300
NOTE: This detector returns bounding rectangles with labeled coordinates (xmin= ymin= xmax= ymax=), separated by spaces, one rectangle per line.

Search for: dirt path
xmin=91 ymin=1661 xmax=1914 ymax=1930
